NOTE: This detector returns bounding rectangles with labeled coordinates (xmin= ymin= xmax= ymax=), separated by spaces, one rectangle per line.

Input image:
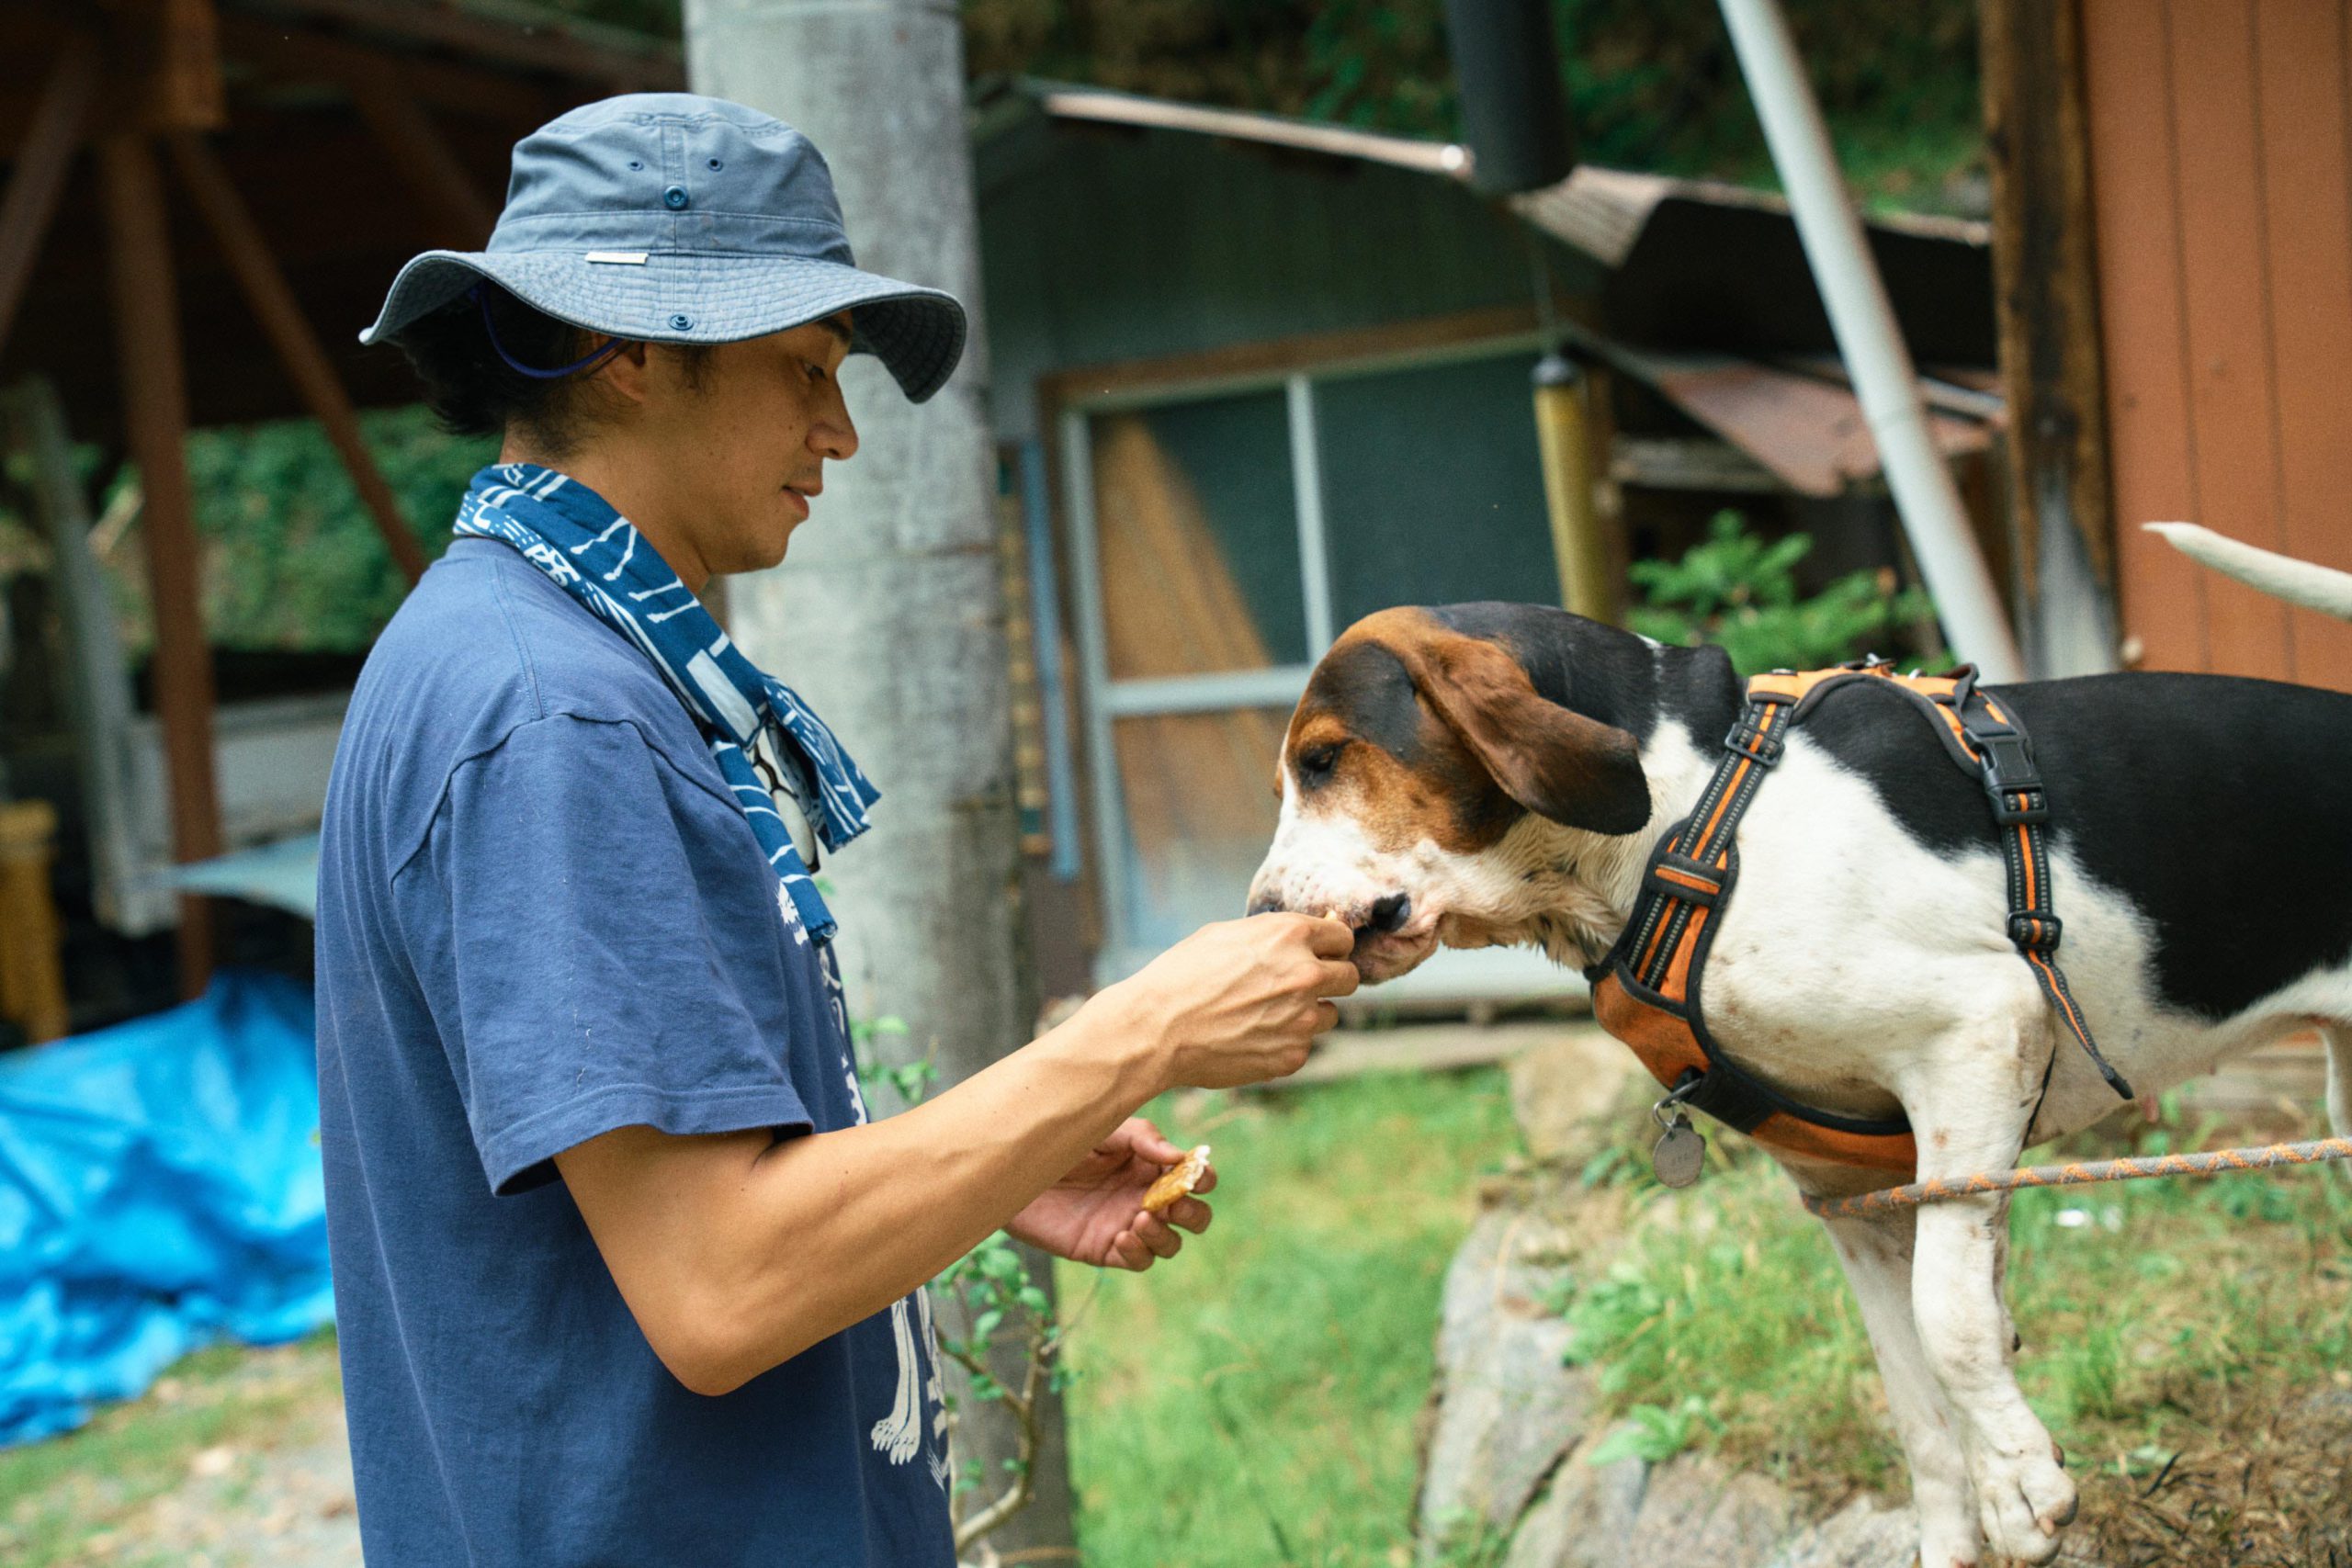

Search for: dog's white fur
xmin=1250 ymin=529 xmax=2352 ymax=1566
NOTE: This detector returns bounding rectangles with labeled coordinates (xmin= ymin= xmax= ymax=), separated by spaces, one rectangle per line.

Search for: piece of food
xmin=1141 ymin=1145 xmax=1212 ymax=1213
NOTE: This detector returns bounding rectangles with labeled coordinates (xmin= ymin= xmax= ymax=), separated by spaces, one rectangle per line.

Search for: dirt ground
xmin=4 ymin=1338 xmax=358 ymax=1568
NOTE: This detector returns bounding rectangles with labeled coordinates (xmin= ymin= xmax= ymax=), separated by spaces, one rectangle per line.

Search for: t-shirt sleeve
xmin=420 ymin=713 xmax=814 ymax=1195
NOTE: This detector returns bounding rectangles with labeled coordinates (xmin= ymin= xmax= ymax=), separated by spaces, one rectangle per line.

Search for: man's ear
xmin=592 ymin=339 xmax=653 ymax=407
xmin=1403 ymin=627 xmax=1651 ymax=835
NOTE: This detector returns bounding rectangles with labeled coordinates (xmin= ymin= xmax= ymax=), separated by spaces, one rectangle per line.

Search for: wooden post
xmin=346 ymin=64 xmax=498 ymax=249
xmin=0 ymin=802 xmax=71 ymax=1043
xmin=0 ymin=32 xmax=102 ymax=363
xmin=101 ymin=133 xmax=221 ymax=998
xmin=167 ymin=132 xmax=429 ymax=584
xmin=1981 ymin=0 xmax=2120 ymax=677
xmin=1532 ymin=351 xmax=1622 ymax=622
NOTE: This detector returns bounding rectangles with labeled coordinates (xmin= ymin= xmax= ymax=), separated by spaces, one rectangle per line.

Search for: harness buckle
xmin=1724 ymin=719 xmax=1785 ymax=766
xmin=1645 ymin=852 xmax=1725 ymax=908
xmin=1971 ymin=729 xmax=2041 ymax=784
xmin=1988 ymin=784 xmax=2047 ymax=825
xmin=2007 ymin=910 xmax=2063 ymax=953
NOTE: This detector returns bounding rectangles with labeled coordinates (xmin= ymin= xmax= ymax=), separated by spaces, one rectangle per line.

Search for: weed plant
xmin=1555 ymin=1097 xmax=2352 ymax=1505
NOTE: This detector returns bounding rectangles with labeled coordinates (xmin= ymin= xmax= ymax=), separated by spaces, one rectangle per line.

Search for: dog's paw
xmin=1973 ymin=1448 xmax=2075 ymax=1564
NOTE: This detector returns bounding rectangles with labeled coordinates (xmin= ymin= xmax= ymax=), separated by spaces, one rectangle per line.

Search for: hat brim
xmin=358 ymin=249 xmax=967 ymax=403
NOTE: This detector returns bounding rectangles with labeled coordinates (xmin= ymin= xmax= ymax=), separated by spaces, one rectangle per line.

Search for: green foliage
xmin=848 ymin=1017 xmax=1063 ymax=1529
xmin=96 ymin=407 xmax=493 ymax=658
xmin=1545 ymin=1106 xmax=2352 ymax=1502
xmin=1583 ymin=1395 xmax=1717 ymax=1467
xmin=966 ymin=0 xmax=1987 ymax=216
xmin=1057 ymin=1067 xmax=1523 ymax=1567
xmin=1627 ymin=510 xmax=1938 ymax=676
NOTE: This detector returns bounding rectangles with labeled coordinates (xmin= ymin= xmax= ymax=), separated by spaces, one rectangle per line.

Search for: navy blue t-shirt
xmin=314 ymin=536 xmax=955 ymax=1566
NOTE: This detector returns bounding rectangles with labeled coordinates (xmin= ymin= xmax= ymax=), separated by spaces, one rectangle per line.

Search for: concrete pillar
xmin=683 ymin=4 xmax=1072 ymax=1556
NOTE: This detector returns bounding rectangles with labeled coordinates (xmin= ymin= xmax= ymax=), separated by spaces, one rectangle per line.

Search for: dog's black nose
xmin=1367 ymin=893 xmax=1411 ymax=933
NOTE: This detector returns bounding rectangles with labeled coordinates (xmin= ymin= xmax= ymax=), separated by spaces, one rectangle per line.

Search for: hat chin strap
xmin=470 ymin=283 xmax=628 ymax=380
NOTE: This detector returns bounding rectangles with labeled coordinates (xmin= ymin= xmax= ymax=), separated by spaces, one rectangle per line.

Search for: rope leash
xmin=1800 ymin=1137 xmax=2352 ymax=1221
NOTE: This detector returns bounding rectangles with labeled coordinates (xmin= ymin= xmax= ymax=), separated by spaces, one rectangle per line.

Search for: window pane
xmin=1315 ymin=353 xmax=1561 ymax=629
xmin=1091 ymin=392 xmax=1306 ymax=680
xmin=1110 ymin=705 xmax=1289 ymax=950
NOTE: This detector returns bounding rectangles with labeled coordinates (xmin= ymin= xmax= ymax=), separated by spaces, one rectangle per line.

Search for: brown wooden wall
xmin=2082 ymin=0 xmax=2352 ymax=690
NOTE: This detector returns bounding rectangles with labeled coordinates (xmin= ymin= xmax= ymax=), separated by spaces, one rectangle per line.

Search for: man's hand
xmin=1102 ymin=913 xmax=1358 ymax=1092
xmin=1006 ymin=1117 xmax=1215 ymax=1271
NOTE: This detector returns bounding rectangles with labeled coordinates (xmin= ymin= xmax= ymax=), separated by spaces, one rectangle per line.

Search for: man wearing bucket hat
xmin=314 ymin=94 xmax=1355 ymax=1566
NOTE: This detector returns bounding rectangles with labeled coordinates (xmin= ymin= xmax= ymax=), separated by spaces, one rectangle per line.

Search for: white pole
xmin=1716 ymin=0 xmax=2026 ymax=682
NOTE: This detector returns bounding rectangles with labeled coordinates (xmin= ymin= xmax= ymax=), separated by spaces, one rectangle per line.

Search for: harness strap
xmin=1600 ymin=658 xmax=2133 ymax=1174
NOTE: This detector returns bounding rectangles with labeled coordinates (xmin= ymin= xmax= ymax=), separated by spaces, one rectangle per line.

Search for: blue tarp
xmin=0 ymin=970 xmax=333 ymax=1446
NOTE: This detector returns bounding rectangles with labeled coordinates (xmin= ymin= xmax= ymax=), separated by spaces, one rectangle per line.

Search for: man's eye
xmin=805 ymin=361 xmax=830 ymax=383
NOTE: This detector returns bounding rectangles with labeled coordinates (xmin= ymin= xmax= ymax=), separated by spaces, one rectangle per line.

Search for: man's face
xmin=635 ymin=312 xmax=859 ymax=578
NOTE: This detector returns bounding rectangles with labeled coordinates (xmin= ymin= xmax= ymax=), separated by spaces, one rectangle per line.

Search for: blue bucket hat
xmin=359 ymin=94 xmax=967 ymax=402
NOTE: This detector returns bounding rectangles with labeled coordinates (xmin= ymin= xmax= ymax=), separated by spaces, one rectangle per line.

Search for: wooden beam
xmin=128 ymin=0 xmax=227 ymax=131
xmin=345 ymin=62 xmax=499 ymax=249
xmin=1981 ymin=0 xmax=2120 ymax=675
xmin=0 ymin=31 xmax=101 ymax=365
xmin=167 ymin=131 xmax=429 ymax=584
xmin=232 ymin=0 xmax=684 ymax=92
xmin=214 ymin=13 xmax=564 ymax=123
xmin=1036 ymin=302 xmax=1555 ymax=408
xmin=100 ymin=131 xmax=220 ymax=998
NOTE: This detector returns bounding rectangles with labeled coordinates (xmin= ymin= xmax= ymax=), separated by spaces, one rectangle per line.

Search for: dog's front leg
xmin=1803 ymin=1184 xmax=1982 ymax=1567
xmin=1901 ymin=1030 xmax=2076 ymax=1565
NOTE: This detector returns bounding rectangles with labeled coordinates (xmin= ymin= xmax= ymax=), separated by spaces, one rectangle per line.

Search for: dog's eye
xmin=1295 ymin=742 xmax=1346 ymax=788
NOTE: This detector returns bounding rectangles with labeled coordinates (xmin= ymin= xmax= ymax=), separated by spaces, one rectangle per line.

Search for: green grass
xmin=0 ymin=1329 xmax=342 ymax=1568
xmin=1552 ymin=1101 xmax=2352 ymax=1506
xmin=1057 ymin=1067 xmax=1523 ymax=1568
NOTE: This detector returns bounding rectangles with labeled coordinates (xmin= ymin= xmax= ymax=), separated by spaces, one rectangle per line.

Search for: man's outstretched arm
xmin=553 ymin=912 xmax=1354 ymax=1395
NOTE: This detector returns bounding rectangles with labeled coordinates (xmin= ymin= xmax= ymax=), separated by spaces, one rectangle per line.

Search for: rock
xmin=1761 ymin=1496 xmax=1920 ymax=1568
xmin=1508 ymin=1027 xmax=1650 ymax=1163
xmin=1415 ymin=1205 xmax=1590 ymax=1560
xmin=1619 ymin=1453 xmax=1795 ymax=1568
xmin=1501 ymin=1439 xmax=1647 ymax=1568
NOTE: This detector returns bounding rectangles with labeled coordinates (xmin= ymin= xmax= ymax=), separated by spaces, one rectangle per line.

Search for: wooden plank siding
xmin=2082 ymin=0 xmax=2352 ymax=689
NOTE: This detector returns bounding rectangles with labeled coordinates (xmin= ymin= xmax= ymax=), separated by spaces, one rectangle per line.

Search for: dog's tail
xmin=2144 ymin=522 xmax=2352 ymax=622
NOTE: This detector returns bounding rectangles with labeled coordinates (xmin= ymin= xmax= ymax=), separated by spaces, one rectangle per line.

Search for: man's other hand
xmin=1006 ymin=1117 xmax=1214 ymax=1271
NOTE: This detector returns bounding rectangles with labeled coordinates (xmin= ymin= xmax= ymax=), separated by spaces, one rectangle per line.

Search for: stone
xmin=1500 ymin=1439 xmax=1647 ymax=1568
xmin=1761 ymin=1496 xmax=1921 ymax=1568
xmin=1415 ymin=1205 xmax=1590 ymax=1560
xmin=1508 ymin=1026 xmax=1651 ymax=1163
xmin=1618 ymin=1453 xmax=1795 ymax=1568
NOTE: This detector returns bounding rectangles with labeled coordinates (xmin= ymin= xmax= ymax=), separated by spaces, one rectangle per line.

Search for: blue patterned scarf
xmin=456 ymin=463 xmax=877 ymax=942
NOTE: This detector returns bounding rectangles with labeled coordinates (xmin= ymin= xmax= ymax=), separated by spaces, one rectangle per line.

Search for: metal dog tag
xmin=1651 ymin=1115 xmax=1706 ymax=1188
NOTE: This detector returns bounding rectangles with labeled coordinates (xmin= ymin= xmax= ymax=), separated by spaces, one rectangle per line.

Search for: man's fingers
xmin=1191 ymin=1163 xmax=1216 ymax=1196
xmin=1134 ymin=1213 xmax=1182 ymax=1260
xmin=1302 ymin=915 xmax=1356 ymax=960
xmin=1109 ymin=1230 xmax=1152 ymax=1271
xmin=1317 ymin=957 xmax=1360 ymax=998
xmin=1123 ymin=1117 xmax=1182 ymax=1164
xmin=1170 ymin=1197 xmax=1213 ymax=1233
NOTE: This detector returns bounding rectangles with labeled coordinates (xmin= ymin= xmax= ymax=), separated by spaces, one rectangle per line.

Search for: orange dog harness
xmin=1590 ymin=660 xmax=2134 ymax=1175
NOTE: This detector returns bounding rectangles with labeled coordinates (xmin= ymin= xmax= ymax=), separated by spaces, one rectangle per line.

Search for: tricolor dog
xmin=1248 ymin=525 xmax=2352 ymax=1567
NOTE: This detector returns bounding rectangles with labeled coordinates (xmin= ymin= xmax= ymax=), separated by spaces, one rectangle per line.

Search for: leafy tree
xmin=1628 ymin=510 xmax=1939 ymax=676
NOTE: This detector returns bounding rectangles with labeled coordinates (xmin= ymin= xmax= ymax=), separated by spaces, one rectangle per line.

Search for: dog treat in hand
xmin=1141 ymin=1145 xmax=1211 ymax=1213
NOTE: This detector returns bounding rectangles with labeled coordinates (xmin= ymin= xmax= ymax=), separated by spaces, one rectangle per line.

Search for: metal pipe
xmin=1716 ymin=0 xmax=2025 ymax=682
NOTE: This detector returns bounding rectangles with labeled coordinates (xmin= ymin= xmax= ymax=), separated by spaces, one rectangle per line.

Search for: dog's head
xmin=1245 ymin=605 xmax=1654 ymax=982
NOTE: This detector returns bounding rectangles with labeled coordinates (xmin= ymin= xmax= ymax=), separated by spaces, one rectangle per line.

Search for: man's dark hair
xmin=394 ymin=282 xmax=707 ymax=456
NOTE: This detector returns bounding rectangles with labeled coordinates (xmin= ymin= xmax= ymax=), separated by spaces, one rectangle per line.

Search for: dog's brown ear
xmin=1404 ymin=627 xmax=1651 ymax=835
